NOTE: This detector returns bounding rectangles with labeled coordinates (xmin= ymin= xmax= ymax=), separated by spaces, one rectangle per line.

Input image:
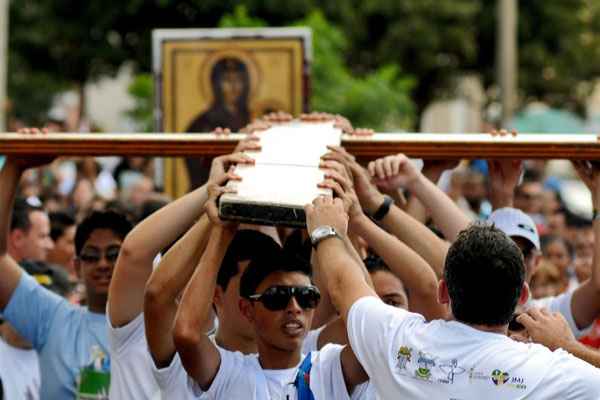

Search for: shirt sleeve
xmin=347 ymin=296 xmax=422 ymax=379
xmin=535 ymin=348 xmax=600 ymax=399
xmin=310 ymin=344 xmax=354 ymax=400
xmin=188 ymin=346 xmax=247 ymax=399
xmin=151 ymin=352 xmax=188 ymax=394
xmin=301 ymin=325 xmax=326 ymax=354
xmin=106 ymin=307 xmax=145 ymax=355
xmin=2 ymin=273 xmax=65 ymax=350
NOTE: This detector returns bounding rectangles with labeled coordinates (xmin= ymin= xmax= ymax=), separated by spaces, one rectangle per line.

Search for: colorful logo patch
xmin=491 ymin=369 xmax=510 ymax=386
xmin=396 ymin=346 xmax=412 ymax=371
xmin=414 ymin=352 xmax=436 ymax=381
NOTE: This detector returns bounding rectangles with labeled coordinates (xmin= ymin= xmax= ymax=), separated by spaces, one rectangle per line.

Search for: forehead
xmin=256 ymin=271 xmax=311 ymax=292
xmin=29 ymin=210 xmax=50 ymax=228
xmin=81 ymin=229 xmax=122 ymax=249
xmin=371 ymin=270 xmax=407 ymax=297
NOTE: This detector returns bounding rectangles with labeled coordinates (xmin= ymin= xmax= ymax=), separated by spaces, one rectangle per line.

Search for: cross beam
xmin=1 ymin=132 xmax=600 ymax=159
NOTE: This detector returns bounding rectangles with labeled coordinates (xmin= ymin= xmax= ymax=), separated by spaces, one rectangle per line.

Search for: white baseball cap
xmin=487 ymin=207 xmax=540 ymax=250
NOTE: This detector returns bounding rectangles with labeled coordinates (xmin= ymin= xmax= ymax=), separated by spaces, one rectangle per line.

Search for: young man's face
xmin=244 ymin=271 xmax=316 ymax=353
xmin=216 ymin=261 xmax=255 ymax=341
xmin=370 ymin=270 xmax=409 ymax=309
xmin=74 ymin=229 xmax=122 ymax=303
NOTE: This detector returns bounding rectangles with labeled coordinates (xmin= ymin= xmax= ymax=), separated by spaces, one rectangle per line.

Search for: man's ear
xmin=526 ymin=252 xmax=542 ymax=281
xmin=73 ymin=258 xmax=82 ymax=280
xmin=239 ymin=298 xmax=255 ymax=324
xmin=437 ymin=279 xmax=450 ymax=305
xmin=518 ymin=282 xmax=530 ymax=306
xmin=9 ymin=229 xmax=25 ymax=250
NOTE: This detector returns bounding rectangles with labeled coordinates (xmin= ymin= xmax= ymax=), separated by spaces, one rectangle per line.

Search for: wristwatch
xmin=310 ymin=225 xmax=339 ymax=248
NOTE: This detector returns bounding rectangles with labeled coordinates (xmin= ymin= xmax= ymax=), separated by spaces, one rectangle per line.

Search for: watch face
xmin=314 ymin=226 xmax=331 ymax=237
xmin=311 ymin=226 xmax=335 ymax=245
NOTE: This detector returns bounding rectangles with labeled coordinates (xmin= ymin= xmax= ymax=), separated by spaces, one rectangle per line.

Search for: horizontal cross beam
xmin=1 ymin=132 xmax=599 ymax=159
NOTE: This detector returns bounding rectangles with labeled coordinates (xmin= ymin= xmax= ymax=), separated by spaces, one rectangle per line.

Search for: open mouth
xmin=281 ymin=319 xmax=305 ymax=337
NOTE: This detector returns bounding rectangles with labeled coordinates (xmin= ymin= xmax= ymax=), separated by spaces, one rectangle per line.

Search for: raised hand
xmin=305 ymin=195 xmax=348 ymax=237
xmin=572 ymin=160 xmax=600 ymax=207
xmin=321 ymin=146 xmax=384 ymax=215
xmin=517 ymin=308 xmax=576 ymax=351
xmin=212 ymin=127 xmax=231 ymax=136
xmin=333 ymin=115 xmax=353 ymax=133
xmin=300 ymin=112 xmax=334 ymax=123
xmin=208 ymin=152 xmax=254 ymax=184
xmin=9 ymin=127 xmax=55 ymax=170
xmin=241 ymin=120 xmax=271 ymax=134
xmin=318 ymin=163 xmax=363 ymax=220
xmin=205 ymin=171 xmax=240 ymax=229
xmin=262 ymin=111 xmax=293 ymax=124
xmin=349 ymin=127 xmax=374 ymax=137
xmin=490 ymin=128 xmax=517 ymax=137
xmin=233 ymin=135 xmax=261 ymax=153
xmin=368 ymin=154 xmax=421 ymax=192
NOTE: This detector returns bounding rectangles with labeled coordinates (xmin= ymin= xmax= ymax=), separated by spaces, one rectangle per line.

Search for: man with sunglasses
xmin=306 ymin=195 xmax=600 ymax=399
xmin=0 ymin=155 xmax=132 ymax=400
xmin=172 ymin=186 xmax=368 ymax=399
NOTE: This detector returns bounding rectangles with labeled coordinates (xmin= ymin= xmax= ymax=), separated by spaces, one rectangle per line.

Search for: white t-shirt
xmin=187 ymin=344 xmax=353 ymax=400
xmin=302 ymin=326 xmax=373 ymax=400
xmin=107 ymin=311 xmax=160 ymax=399
xmin=153 ymin=327 xmax=332 ymax=399
xmin=152 ymin=351 xmax=197 ymax=400
xmin=528 ymin=291 xmax=591 ymax=338
xmin=348 ymin=296 xmax=600 ymax=400
xmin=0 ymin=337 xmax=40 ymax=400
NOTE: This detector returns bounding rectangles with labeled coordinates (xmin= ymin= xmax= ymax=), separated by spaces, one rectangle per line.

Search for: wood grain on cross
xmin=2 ymin=132 xmax=600 ymax=159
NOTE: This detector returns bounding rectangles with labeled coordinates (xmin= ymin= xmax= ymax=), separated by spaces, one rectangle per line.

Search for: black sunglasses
xmin=247 ymin=285 xmax=321 ymax=311
xmin=79 ymin=246 xmax=121 ymax=264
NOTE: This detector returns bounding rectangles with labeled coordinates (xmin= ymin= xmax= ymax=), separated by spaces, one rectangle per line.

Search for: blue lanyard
xmin=293 ymin=353 xmax=315 ymax=400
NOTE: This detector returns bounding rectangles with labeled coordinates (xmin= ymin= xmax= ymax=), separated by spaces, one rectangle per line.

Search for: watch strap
xmin=372 ymin=195 xmax=393 ymax=221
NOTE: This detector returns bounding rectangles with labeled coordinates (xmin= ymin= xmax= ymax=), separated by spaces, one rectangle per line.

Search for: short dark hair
xmin=217 ymin=230 xmax=282 ymax=292
xmin=11 ymin=198 xmax=43 ymax=232
xmin=364 ymin=252 xmax=410 ymax=299
xmin=444 ymin=223 xmax=525 ymax=326
xmin=75 ymin=210 xmax=133 ymax=255
xmin=239 ymin=247 xmax=312 ymax=299
xmin=49 ymin=211 xmax=76 ymax=241
xmin=364 ymin=252 xmax=391 ymax=275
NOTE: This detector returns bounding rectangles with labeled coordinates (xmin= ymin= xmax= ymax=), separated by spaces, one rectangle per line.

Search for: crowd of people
xmin=0 ymin=113 xmax=599 ymax=399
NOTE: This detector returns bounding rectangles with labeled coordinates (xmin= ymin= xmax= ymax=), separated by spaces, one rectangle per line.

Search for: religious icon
xmin=154 ymin=28 xmax=311 ymax=197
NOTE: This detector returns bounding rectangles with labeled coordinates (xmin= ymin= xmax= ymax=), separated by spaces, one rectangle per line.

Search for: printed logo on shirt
xmin=437 ymin=359 xmax=466 ymax=384
xmin=414 ymin=352 xmax=436 ymax=381
xmin=76 ymin=345 xmax=110 ymax=400
xmin=490 ymin=369 xmax=509 ymax=385
xmin=396 ymin=346 xmax=413 ymax=371
xmin=468 ymin=368 xmax=526 ymax=390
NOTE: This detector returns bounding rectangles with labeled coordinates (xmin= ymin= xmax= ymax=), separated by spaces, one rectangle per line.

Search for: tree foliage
xmin=9 ymin=0 xmax=600 ymax=127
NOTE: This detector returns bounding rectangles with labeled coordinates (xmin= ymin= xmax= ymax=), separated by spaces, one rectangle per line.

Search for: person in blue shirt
xmin=0 ymin=154 xmax=132 ymax=400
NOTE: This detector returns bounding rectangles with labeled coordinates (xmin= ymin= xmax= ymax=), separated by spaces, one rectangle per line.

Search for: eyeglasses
xmin=79 ymin=246 xmax=120 ymax=264
xmin=247 ymin=285 xmax=321 ymax=311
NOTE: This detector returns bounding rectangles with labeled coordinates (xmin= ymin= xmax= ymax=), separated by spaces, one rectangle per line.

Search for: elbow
xmin=173 ymin=317 xmax=202 ymax=354
xmin=144 ymin=277 xmax=166 ymax=309
xmin=117 ymin=240 xmax=142 ymax=265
